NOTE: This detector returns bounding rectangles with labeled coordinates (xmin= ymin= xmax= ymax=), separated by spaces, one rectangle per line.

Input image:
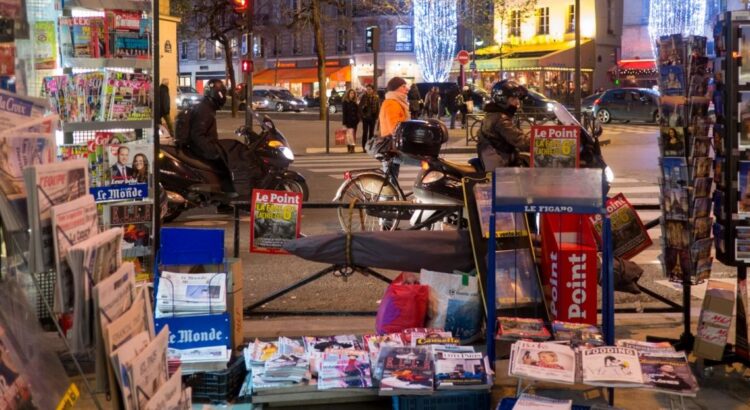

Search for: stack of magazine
xmin=155 ymin=270 xmax=231 ymax=373
xmin=508 ymin=340 xmax=699 ymax=396
xmin=244 ymin=337 xmax=310 ymax=391
xmin=656 ymin=34 xmax=714 ymax=284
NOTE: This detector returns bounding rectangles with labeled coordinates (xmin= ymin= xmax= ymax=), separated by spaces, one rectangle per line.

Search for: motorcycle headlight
xmin=421 ymin=171 xmax=445 ymax=184
xmin=605 ymin=166 xmax=615 ymax=184
xmin=280 ymin=146 xmax=295 ymax=161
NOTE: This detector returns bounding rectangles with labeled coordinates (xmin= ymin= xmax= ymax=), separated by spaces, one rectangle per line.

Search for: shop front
xmin=253 ymin=63 xmax=351 ymax=98
xmin=610 ymin=59 xmax=658 ymax=89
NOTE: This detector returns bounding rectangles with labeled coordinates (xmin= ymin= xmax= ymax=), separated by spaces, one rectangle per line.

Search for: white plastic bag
xmin=420 ymin=269 xmax=482 ymax=343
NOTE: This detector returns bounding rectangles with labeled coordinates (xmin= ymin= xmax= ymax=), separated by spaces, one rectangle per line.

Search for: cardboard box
xmin=226 ymin=258 xmax=244 ymax=351
xmin=694 ymin=279 xmax=735 ymax=361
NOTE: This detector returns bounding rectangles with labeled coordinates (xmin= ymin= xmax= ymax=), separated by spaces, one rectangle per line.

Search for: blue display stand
xmin=486 ymin=168 xmax=615 ymax=362
xmin=154 ymin=227 xmax=231 ymax=351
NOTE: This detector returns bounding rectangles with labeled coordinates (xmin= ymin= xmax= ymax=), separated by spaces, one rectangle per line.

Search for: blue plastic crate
xmin=392 ymin=391 xmax=491 ymax=410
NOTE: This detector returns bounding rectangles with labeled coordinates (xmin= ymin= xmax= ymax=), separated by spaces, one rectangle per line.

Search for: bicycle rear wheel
xmin=334 ymin=173 xmax=405 ymax=231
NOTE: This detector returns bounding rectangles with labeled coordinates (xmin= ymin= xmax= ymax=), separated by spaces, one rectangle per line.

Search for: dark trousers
xmin=361 ymin=119 xmax=376 ymax=150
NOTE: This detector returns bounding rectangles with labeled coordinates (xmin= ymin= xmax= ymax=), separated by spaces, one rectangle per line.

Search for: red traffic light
xmin=232 ymin=0 xmax=248 ymax=13
xmin=241 ymin=59 xmax=253 ymax=73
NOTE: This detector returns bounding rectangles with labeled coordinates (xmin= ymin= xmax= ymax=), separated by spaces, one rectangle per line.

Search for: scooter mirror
xmin=594 ymin=124 xmax=603 ymax=138
xmin=262 ymin=115 xmax=276 ymax=131
xmin=235 ymin=126 xmax=249 ymax=137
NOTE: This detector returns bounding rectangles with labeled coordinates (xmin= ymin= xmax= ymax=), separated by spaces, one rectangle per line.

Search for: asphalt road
xmin=168 ymin=115 xmax=732 ymax=315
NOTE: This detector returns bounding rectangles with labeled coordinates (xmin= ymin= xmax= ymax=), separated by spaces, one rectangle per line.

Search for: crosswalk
xmin=601 ymin=124 xmax=658 ymax=136
xmin=292 ymin=153 xmax=663 ymax=265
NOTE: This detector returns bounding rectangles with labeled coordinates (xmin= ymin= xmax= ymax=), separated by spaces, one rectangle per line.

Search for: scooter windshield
xmin=548 ymin=101 xmax=581 ymax=127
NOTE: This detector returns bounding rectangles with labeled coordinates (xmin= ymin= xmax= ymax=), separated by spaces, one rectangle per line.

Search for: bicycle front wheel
xmin=334 ymin=173 xmax=405 ymax=231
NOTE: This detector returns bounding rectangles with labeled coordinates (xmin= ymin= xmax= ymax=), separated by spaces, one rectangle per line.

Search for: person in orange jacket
xmin=377 ymin=76 xmax=410 ymax=179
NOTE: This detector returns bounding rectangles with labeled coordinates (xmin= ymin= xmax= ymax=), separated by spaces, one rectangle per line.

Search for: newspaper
xmin=105 ymin=288 xmax=155 ymax=361
xmin=50 ymin=195 xmax=98 ymax=315
xmin=155 ymin=271 xmax=227 ymax=317
xmin=512 ymin=393 xmax=572 ymax=410
xmin=127 ymin=327 xmax=169 ymax=410
xmin=581 ymin=346 xmax=644 ymax=387
xmin=143 ymin=367 xmax=191 ymax=410
xmin=509 ymin=341 xmax=576 ymax=384
xmin=23 ymin=158 xmax=89 ymax=274
xmin=110 ymin=331 xmax=150 ymax=410
xmin=68 ymin=228 xmax=123 ymax=353
xmin=0 ymin=89 xmax=48 ymax=130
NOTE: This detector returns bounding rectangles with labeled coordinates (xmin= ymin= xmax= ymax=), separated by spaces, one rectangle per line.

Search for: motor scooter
xmin=159 ymin=112 xmax=308 ymax=222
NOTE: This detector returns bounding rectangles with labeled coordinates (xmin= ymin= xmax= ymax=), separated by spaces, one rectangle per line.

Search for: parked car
xmin=176 ymin=86 xmax=201 ymax=108
xmin=581 ymin=92 xmax=602 ymax=114
xmin=593 ymin=88 xmax=660 ymax=123
xmin=304 ymin=90 xmax=344 ymax=114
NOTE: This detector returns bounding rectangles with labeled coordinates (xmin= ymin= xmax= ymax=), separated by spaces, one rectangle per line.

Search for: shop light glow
xmin=413 ymin=0 xmax=457 ymax=82
xmin=648 ymin=0 xmax=707 ymax=58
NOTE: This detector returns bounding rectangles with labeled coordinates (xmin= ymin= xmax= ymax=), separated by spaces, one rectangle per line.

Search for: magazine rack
xmin=486 ymin=168 xmax=614 ymax=362
xmin=154 ymin=227 xmax=231 ymax=351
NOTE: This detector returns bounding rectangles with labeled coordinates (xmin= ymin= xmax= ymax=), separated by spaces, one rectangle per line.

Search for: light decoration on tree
xmin=648 ymin=0 xmax=707 ymax=59
xmin=413 ymin=0 xmax=457 ymax=82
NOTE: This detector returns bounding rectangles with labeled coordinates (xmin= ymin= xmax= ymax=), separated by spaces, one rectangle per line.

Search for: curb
xmin=303 ymin=146 xmax=476 ymax=155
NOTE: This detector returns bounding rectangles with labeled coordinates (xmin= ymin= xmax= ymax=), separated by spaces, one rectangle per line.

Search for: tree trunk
xmin=311 ymin=0 xmax=327 ymax=121
xmin=221 ymin=38 xmax=238 ymax=118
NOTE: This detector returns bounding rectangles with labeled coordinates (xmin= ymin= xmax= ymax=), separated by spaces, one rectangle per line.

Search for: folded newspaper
xmin=155 ymin=271 xmax=227 ymax=317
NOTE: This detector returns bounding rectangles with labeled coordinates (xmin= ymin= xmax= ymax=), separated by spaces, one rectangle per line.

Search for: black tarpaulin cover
xmin=283 ymin=230 xmax=475 ymax=273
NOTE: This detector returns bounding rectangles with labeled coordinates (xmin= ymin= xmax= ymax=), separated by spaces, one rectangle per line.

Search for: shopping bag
xmin=420 ymin=269 xmax=481 ymax=343
xmin=375 ymin=272 xmax=429 ymax=334
xmin=335 ymin=128 xmax=347 ymax=145
xmin=345 ymin=128 xmax=356 ymax=146
xmin=466 ymin=100 xmax=474 ymax=113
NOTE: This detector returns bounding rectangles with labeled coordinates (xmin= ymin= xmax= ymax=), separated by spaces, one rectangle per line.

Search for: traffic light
xmin=365 ymin=26 xmax=380 ymax=52
xmin=232 ymin=0 xmax=248 ymax=14
xmin=241 ymin=59 xmax=253 ymax=73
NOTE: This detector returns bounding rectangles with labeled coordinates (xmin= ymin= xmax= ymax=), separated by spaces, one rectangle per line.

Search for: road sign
xmin=469 ymin=61 xmax=477 ymax=70
xmin=457 ymin=50 xmax=470 ymax=65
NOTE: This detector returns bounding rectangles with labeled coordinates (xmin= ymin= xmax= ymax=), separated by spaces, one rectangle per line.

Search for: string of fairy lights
xmin=647 ymin=0 xmax=707 ymax=58
xmin=413 ymin=0 xmax=457 ymax=82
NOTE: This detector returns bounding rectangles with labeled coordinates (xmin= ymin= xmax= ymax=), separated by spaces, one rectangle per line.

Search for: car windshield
xmin=271 ymin=90 xmax=295 ymax=99
xmin=179 ymin=86 xmax=198 ymax=94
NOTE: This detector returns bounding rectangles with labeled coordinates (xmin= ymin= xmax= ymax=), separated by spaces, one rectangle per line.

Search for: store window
xmin=231 ymin=38 xmax=238 ymax=57
xmin=179 ymin=76 xmax=191 ymax=87
xmin=395 ymin=26 xmax=412 ymax=52
xmin=567 ymin=5 xmax=575 ymax=33
xmin=180 ymin=41 xmax=187 ymax=60
xmin=253 ymin=36 xmax=265 ymax=57
xmin=214 ymin=40 xmax=223 ymax=59
xmin=509 ymin=10 xmax=521 ymax=37
xmin=337 ymin=29 xmax=348 ymax=53
xmin=536 ymin=7 xmax=549 ymax=35
xmin=198 ymin=39 xmax=206 ymax=60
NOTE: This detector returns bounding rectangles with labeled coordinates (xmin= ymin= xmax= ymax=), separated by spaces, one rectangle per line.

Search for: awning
xmin=463 ymin=40 xmax=595 ymax=72
xmin=611 ymin=59 xmax=657 ymax=76
xmin=253 ymin=66 xmax=351 ymax=84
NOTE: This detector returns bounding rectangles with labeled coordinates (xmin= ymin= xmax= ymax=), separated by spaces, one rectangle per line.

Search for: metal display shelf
xmin=61 ymin=120 xmax=152 ymax=133
xmin=486 ymin=167 xmax=614 ymax=371
xmin=62 ymin=0 xmax=149 ymax=11
xmin=62 ymin=58 xmax=151 ymax=70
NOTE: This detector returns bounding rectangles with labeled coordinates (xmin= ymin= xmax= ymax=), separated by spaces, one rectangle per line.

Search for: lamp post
xmin=473 ymin=38 xmax=484 ymax=85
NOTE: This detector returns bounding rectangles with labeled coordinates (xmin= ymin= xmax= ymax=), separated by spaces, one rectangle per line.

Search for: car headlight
xmin=421 ymin=171 xmax=445 ymax=184
xmin=280 ymin=146 xmax=295 ymax=161
xmin=191 ymin=96 xmax=199 ymax=100
xmin=605 ymin=166 xmax=615 ymax=184
xmin=290 ymin=101 xmax=297 ymax=105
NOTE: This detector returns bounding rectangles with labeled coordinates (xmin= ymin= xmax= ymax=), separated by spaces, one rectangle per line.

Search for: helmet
xmin=206 ymin=79 xmax=227 ymax=109
xmin=394 ymin=119 xmax=449 ymax=158
xmin=491 ymin=80 xmax=527 ymax=115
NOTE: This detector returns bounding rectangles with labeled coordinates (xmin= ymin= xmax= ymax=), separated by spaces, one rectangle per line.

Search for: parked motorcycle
xmin=159 ymin=112 xmax=308 ymax=222
xmin=333 ymin=99 xmax=612 ymax=231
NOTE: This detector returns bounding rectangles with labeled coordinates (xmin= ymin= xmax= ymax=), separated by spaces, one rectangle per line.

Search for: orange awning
xmin=253 ymin=66 xmax=351 ymax=84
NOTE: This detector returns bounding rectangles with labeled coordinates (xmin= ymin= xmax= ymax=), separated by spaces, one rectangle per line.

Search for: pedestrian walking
xmin=408 ymin=84 xmax=422 ymax=119
xmin=459 ymin=85 xmax=472 ymax=128
xmin=445 ymin=85 xmax=461 ymax=129
xmin=376 ymin=76 xmax=410 ymax=179
xmin=424 ymin=86 xmax=440 ymax=118
xmin=358 ymin=84 xmax=380 ymax=152
xmin=342 ymin=89 xmax=360 ymax=153
xmin=158 ymin=78 xmax=174 ymax=136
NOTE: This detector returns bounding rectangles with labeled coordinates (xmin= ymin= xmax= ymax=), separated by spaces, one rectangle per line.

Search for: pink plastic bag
xmin=376 ymin=272 xmax=429 ymax=335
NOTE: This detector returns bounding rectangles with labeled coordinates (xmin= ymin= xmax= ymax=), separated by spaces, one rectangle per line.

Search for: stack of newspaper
xmin=155 ymin=271 xmax=227 ymax=317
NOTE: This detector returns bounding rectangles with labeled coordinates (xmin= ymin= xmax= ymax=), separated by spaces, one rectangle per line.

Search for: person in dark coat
xmin=358 ymin=84 xmax=380 ymax=151
xmin=158 ymin=78 xmax=174 ymax=136
xmin=477 ymin=80 xmax=530 ymax=170
xmin=408 ymin=84 xmax=422 ymax=119
xmin=444 ymin=85 xmax=461 ymax=129
xmin=342 ymin=89 xmax=360 ymax=153
xmin=424 ymin=86 xmax=440 ymax=118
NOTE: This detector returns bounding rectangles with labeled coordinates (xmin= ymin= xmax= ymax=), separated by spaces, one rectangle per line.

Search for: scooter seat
xmin=441 ymin=158 xmax=480 ymax=175
xmin=171 ymin=147 xmax=228 ymax=174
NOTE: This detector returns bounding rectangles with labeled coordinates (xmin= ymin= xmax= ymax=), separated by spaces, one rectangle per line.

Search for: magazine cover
xmin=589 ymin=193 xmax=652 ymax=259
xmin=250 ymin=189 xmax=303 ymax=254
xmin=660 ymin=66 xmax=685 ymax=96
xmin=509 ymin=341 xmax=576 ymax=384
xmin=530 ymin=125 xmax=579 ymax=168
xmin=104 ymin=201 xmax=153 ymax=256
xmin=378 ymin=346 xmax=433 ymax=394
xmin=581 ymin=346 xmax=644 ymax=386
xmin=660 ymin=127 xmax=685 ymax=157
xmin=497 ymin=317 xmax=551 ymax=341
xmin=33 ymin=21 xmax=56 ymax=69
xmin=739 ymin=161 xmax=750 ymax=213
xmin=551 ymin=321 xmax=604 ymax=348
xmin=434 ymin=351 xmax=489 ymax=389
xmin=363 ymin=334 xmax=404 ymax=363
xmin=494 ymin=248 xmax=541 ymax=308
xmin=317 ymin=351 xmax=372 ymax=390
xmin=658 ymin=34 xmax=684 ymax=66
xmin=741 ymin=26 xmax=750 ymax=85
xmin=472 ymin=181 xmax=527 ymax=238
xmin=640 ymin=351 xmax=698 ymax=396
xmin=740 ymin=92 xmax=750 ymax=148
